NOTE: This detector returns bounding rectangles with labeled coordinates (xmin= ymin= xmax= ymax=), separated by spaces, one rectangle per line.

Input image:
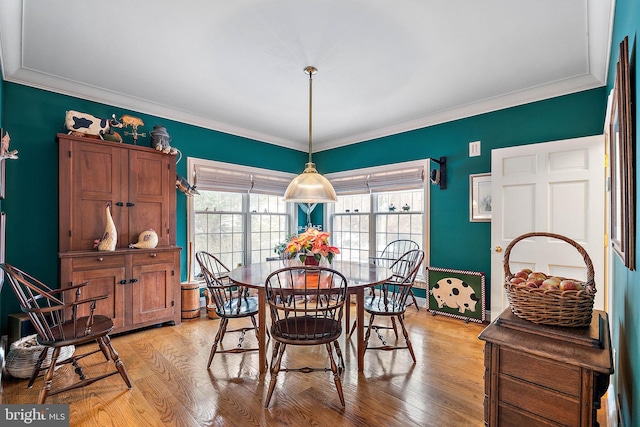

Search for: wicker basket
xmin=5 ymin=335 xmax=75 ymax=379
xmin=503 ymin=232 xmax=596 ymax=327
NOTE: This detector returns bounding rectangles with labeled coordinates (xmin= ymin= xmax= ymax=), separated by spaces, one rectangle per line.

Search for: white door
xmin=490 ymin=135 xmax=605 ymax=321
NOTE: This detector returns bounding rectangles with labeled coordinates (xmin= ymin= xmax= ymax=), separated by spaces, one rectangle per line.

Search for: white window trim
xmin=186 ymin=157 xmax=298 ymax=277
xmin=325 ymin=159 xmax=431 ymax=271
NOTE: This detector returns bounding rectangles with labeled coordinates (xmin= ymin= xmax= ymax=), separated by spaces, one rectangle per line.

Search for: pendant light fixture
xmin=283 ymin=66 xmax=338 ymax=203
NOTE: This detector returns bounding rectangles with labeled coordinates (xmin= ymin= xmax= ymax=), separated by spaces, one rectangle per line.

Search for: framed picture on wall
xmin=470 ymin=173 xmax=492 ymax=222
xmin=609 ymin=36 xmax=635 ymax=270
xmin=427 ymin=266 xmax=486 ymax=323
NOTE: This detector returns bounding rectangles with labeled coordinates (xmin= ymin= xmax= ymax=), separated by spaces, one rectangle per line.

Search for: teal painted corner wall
xmin=606 ymin=0 xmax=639 ymax=425
xmin=0 ymin=82 xmax=306 ymax=333
xmin=316 ymin=88 xmax=606 ymax=276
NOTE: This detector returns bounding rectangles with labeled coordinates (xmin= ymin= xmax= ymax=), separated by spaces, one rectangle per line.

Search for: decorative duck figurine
xmin=94 ymin=203 xmax=117 ymax=251
xmin=129 ymin=229 xmax=159 ymax=249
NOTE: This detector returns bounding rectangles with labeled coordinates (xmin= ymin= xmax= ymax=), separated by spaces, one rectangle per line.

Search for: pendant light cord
xmin=308 ymin=69 xmax=313 ymax=165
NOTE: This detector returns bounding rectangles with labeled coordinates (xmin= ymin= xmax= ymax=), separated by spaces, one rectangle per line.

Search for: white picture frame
xmin=470 ymin=173 xmax=492 ymax=222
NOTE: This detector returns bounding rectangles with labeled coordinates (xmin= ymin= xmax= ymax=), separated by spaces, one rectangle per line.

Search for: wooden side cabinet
xmin=478 ymin=309 xmax=613 ymax=427
xmin=58 ymin=134 xmax=181 ymax=334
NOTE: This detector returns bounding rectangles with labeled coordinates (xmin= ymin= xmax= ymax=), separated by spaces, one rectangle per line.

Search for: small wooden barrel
xmin=181 ymin=283 xmax=201 ymax=320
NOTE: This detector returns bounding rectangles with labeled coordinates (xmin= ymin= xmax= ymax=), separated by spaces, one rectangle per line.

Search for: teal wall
xmin=606 ymin=0 xmax=639 ymax=425
xmin=5 ymin=7 xmax=639 ymax=419
xmin=316 ymin=88 xmax=606 ymax=275
xmin=0 ymin=82 xmax=305 ymax=331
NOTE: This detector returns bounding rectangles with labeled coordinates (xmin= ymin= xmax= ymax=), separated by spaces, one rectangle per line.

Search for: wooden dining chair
xmin=1 ymin=263 xmax=132 ymax=404
xmin=363 ymin=249 xmax=424 ymax=363
xmin=371 ymin=239 xmax=421 ymax=310
xmin=195 ymin=251 xmax=261 ymax=369
xmin=347 ymin=239 xmax=421 ymax=338
xmin=264 ymin=266 xmax=348 ymax=408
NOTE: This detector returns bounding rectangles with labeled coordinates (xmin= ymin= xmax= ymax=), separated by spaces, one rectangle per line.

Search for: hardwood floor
xmin=1 ymin=301 xmax=487 ymax=426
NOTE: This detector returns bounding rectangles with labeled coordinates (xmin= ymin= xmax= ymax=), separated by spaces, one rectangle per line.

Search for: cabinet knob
xmin=97 ymin=257 xmax=104 ymax=262
xmin=150 ymin=253 xmax=157 ymax=258
xmin=130 ymin=278 xmax=138 ymax=283
xmin=495 ymin=246 xmax=502 ymax=253
xmin=126 ymin=202 xmax=135 ymax=207
xmin=115 ymin=202 xmax=124 ymax=207
xmin=119 ymin=280 xmax=127 ymax=285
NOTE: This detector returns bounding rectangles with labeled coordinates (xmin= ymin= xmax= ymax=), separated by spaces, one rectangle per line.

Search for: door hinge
xmin=171 ymin=270 xmax=175 ymax=276
xmin=171 ymin=301 xmax=175 ymax=307
xmin=68 ymin=150 xmax=72 ymax=158
xmin=604 ymin=153 xmax=609 ymax=168
xmin=69 ymin=230 xmax=72 ymax=237
xmin=604 ymin=234 xmax=608 ymax=247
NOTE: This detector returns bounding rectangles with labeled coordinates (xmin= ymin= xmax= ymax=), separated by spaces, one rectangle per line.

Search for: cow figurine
xmin=431 ymin=277 xmax=479 ymax=314
xmin=65 ymin=110 xmax=123 ymax=139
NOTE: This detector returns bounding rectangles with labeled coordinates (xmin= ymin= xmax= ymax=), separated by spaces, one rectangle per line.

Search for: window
xmin=188 ymin=159 xmax=296 ymax=278
xmin=326 ymin=160 xmax=429 ymax=270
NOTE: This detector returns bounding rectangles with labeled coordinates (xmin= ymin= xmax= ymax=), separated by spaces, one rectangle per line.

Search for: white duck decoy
xmin=94 ymin=203 xmax=117 ymax=251
xmin=129 ymin=229 xmax=159 ymax=249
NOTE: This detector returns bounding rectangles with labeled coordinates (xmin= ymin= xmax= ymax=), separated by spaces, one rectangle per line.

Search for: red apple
xmin=528 ymin=272 xmax=547 ymax=280
xmin=540 ymin=277 xmax=561 ymax=290
xmin=525 ymin=281 xmax=539 ymax=289
xmin=510 ymin=277 xmax=526 ymax=285
xmin=514 ymin=271 xmax=529 ymax=280
xmin=559 ymin=279 xmax=578 ymax=291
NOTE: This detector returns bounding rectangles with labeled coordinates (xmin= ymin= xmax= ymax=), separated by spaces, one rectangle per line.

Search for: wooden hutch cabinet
xmin=478 ymin=308 xmax=613 ymax=427
xmin=58 ymin=134 xmax=181 ymax=333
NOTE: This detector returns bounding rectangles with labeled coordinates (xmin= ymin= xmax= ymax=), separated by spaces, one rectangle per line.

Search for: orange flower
xmin=284 ymin=228 xmax=340 ymax=264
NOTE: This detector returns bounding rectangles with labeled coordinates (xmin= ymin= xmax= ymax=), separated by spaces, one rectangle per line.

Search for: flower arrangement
xmin=283 ymin=228 xmax=340 ymax=265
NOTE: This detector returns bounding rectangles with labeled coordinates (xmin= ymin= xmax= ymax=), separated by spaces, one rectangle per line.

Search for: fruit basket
xmin=503 ymin=232 xmax=596 ymax=327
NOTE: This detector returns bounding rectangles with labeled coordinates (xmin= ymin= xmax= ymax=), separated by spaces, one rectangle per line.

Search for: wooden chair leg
xmin=409 ymin=288 xmax=420 ymax=311
xmin=326 ymin=343 xmax=345 ymax=407
xmin=397 ymin=315 xmax=416 ymax=363
xmin=333 ymin=341 xmax=345 ymax=374
xmin=348 ymin=320 xmax=357 ymax=338
xmin=208 ymin=318 xmax=228 ymax=368
xmin=101 ymin=335 xmax=132 ymax=387
xmin=265 ymin=343 xmax=286 ymax=407
xmin=270 ymin=341 xmax=281 ymax=374
xmin=364 ymin=314 xmax=376 ymax=353
xmin=28 ymin=348 xmax=49 ymax=388
xmin=37 ymin=347 xmax=60 ymax=404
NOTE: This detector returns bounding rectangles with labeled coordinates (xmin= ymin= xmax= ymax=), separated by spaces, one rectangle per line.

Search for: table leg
xmin=356 ymin=287 xmax=365 ymax=372
xmin=258 ymin=288 xmax=267 ymax=374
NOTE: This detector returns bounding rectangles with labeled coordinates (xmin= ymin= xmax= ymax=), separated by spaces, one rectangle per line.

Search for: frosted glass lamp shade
xmin=283 ymin=163 xmax=337 ymax=203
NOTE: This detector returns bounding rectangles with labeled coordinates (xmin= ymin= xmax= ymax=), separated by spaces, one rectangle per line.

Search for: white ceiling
xmin=0 ymin=0 xmax=614 ymax=152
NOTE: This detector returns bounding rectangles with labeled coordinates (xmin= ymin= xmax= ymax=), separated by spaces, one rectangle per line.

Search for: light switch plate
xmin=469 ymin=141 xmax=481 ymax=157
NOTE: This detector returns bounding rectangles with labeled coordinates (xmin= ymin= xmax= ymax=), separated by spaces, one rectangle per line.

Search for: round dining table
xmin=228 ymin=260 xmax=393 ymax=373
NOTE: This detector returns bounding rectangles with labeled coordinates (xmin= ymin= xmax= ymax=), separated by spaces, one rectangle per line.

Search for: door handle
xmin=495 ymin=246 xmax=502 ymax=253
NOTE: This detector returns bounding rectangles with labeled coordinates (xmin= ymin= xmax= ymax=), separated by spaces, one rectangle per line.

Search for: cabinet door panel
xmin=70 ymin=267 xmax=126 ymax=330
xmin=62 ymin=139 xmax=128 ymax=251
xmin=128 ymin=151 xmax=173 ymax=247
xmin=131 ymin=263 xmax=175 ymax=324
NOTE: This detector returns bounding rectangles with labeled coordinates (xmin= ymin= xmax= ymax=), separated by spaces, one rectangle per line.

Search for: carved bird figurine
xmin=94 ymin=203 xmax=117 ymax=251
xmin=0 ymin=131 xmax=18 ymax=160
xmin=129 ymin=229 xmax=159 ymax=249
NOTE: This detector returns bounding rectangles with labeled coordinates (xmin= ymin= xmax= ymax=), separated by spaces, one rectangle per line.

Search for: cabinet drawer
xmin=132 ymin=251 xmax=175 ymax=265
xmin=72 ymin=254 xmax=126 ymax=270
xmin=499 ymin=347 xmax=580 ymax=397
xmin=499 ymin=375 xmax=579 ymax=426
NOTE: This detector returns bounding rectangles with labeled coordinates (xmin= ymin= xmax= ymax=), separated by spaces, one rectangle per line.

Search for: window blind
xmin=194 ymin=164 xmax=253 ymax=192
xmin=193 ymin=163 xmax=292 ymax=194
xmin=367 ymin=166 xmax=424 ymax=193
xmin=327 ymin=164 xmax=425 ymax=195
